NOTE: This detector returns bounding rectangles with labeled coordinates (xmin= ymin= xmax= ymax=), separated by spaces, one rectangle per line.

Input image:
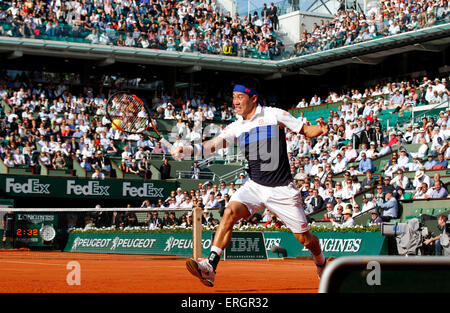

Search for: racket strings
xmin=108 ymin=93 xmax=149 ymax=133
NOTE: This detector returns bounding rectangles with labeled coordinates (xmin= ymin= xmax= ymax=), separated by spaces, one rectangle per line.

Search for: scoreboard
xmin=14 ymin=213 xmax=58 ymax=247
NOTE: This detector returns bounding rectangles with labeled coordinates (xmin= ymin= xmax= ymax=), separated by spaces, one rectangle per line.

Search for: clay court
xmin=0 ymin=250 xmax=319 ymax=293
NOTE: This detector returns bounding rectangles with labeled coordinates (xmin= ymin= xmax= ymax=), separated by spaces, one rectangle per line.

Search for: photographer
xmin=373 ymin=191 xmax=399 ymax=221
xmin=424 ymin=215 xmax=448 ymax=255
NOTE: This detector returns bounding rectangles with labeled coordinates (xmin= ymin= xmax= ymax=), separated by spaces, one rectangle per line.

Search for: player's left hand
xmin=171 ymin=145 xmax=193 ymax=160
xmin=316 ymin=117 xmax=329 ymax=137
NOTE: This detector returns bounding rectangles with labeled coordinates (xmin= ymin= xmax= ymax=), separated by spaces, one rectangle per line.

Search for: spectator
xmin=361 ymin=193 xmax=375 ymax=213
xmin=92 ymin=150 xmax=111 ymax=173
xmin=234 ymin=172 xmax=248 ymax=185
xmin=423 ymin=215 xmax=448 ymax=255
xmin=375 ymin=191 xmax=399 ymax=221
xmin=361 ymin=170 xmax=377 ymax=190
xmin=425 ymin=180 xmax=449 ymax=199
xmin=202 ymin=209 xmax=212 ymax=226
xmin=424 ymin=154 xmax=438 ymax=170
xmin=323 ymin=188 xmax=337 ymax=207
xmin=435 ymin=153 xmax=449 ymax=168
xmin=378 ymin=140 xmax=392 ymax=156
xmin=3 ymin=153 xmax=15 ymax=168
xmin=190 ymin=161 xmax=201 ymax=179
xmin=391 ymin=169 xmax=410 ymax=192
xmin=413 ymin=182 xmax=430 ymax=199
xmin=332 ymin=203 xmax=345 ymax=221
xmin=333 ymin=154 xmax=348 ymax=174
xmin=162 ymin=212 xmax=175 ymax=227
xmin=128 ymin=159 xmax=140 ymax=175
xmin=323 ymin=202 xmax=335 ymax=221
xmin=385 ymin=158 xmax=400 ymax=177
xmin=160 ymin=158 xmax=171 ymax=179
xmin=152 ymin=141 xmax=167 ymax=154
xmin=305 ymin=188 xmax=324 ymax=213
xmin=147 ymin=211 xmax=163 ymax=229
xmin=339 ymin=208 xmax=356 ymax=228
xmin=92 ymin=167 xmax=105 ymax=180
xmin=204 ymin=192 xmax=220 ymax=210
xmin=368 ymin=209 xmax=383 ymax=227
xmin=358 ymin=152 xmax=375 ymax=173
xmin=374 ymin=184 xmax=385 ymax=203
xmin=397 ymin=149 xmax=410 ymax=169
xmin=118 ymin=160 xmax=129 ymax=174
xmin=39 ymin=151 xmax=52 ymax=167
xmin=138 ymin=157 xmax=151 ymax=179
xmin=218 ymin=181 xmax=229 ymax=198
xmin=412 ymin=170 xmax=431 ymax=189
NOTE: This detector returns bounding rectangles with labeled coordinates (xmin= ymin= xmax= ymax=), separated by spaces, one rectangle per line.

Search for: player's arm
xmin=275 ymin=108 xmax=328 ymax=138
xmin=172 ymin=122 xmax=235 ymax=159
xmin=199 ymin=136 xmax=229 ymax=157
xmin=172 ymin=136 xmax=229 ymax=159
xmin=300 ymin=119 xmax=329 ymax=138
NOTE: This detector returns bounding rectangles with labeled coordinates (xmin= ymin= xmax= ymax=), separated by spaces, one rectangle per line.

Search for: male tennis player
xmin=174 ymin=76 xmax=328 ymax=287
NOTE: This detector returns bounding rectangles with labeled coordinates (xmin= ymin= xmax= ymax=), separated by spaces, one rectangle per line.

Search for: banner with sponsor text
xmin=64 ymin=231 xmax=387 ymax=257
xmin=0 ymin=174 xmax=176 ymax=200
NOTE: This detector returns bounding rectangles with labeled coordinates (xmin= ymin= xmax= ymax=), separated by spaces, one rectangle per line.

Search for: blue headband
xmin=233 ymin=84 xmax=259 ymax=99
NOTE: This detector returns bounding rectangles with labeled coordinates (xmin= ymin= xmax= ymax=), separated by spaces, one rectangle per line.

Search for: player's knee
xmin=222 ymin=207 xmax=239 ymax=224
xmin=222 ymin=203 xmax=249 ymax=226
xmin=295 ymin=232 xmax=315 ymax=248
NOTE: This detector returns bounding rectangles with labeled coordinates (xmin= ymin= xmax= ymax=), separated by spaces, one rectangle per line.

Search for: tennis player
xmin=174 ymin=76 xmax=328 ymax=287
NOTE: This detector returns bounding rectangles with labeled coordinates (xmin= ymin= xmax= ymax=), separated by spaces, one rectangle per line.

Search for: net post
xmin=192 ymin=207 xmax=203 ymax=260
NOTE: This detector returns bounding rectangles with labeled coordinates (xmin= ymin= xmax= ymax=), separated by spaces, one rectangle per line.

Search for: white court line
xmin=0 ymin=260 xmax=64 ymax=266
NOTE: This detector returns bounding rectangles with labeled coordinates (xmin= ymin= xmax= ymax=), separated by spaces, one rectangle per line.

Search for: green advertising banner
xmin=0 ymin=174 xmax=176 ymax=200
xmin=64 ymin=232 xmax=213 ymax=256
xmin=264 ymin=232 xmax=388 ymax=258
xmin=224 ymin=232 xmax=268 ymax=260
xmin=64 ymin=231 xmax=388 ymax=258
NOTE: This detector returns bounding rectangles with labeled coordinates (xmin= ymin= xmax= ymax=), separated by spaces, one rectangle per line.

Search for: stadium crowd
xmin=294 ymin=0 xmax=450 ymax=56
xmin=2 ymin=0 xmax=449 ymax=60
xmin=0 ymin=68 xmax=240 ymax=177
xmin=1 ymin=66 xmax=450 ymax=230
xmin=0 ymin=0 xmax=283 ymax=59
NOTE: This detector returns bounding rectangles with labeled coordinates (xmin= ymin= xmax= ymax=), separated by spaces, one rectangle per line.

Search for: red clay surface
xmin=0 ymin=250 xmax=319 ymax=293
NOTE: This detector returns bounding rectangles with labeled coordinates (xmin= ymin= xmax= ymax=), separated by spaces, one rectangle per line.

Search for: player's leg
xmin=186 ymin=200 xmax=251 ymax=287
xmin=293 ymin=231 xmax=327 ymax=277
xmin=265 ymin=182 xmax=327 ymax=277
xmin=208 ymin=200 xmax=251 ymax=268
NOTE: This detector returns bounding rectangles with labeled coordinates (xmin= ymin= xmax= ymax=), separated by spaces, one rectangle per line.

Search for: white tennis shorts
xmin=229 ymin=179 xmax=310 ymax=233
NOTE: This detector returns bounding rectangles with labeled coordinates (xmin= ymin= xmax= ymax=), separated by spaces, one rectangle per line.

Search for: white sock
xmin=312 ymin=252 xmax=325 ymax=266
xmin=210 ymin=245 xmax=223 ymax=257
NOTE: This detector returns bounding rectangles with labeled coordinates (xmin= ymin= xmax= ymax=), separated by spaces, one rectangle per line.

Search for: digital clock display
xmin=14 ymin=213 xmax=58 ymax=247
xmin=16 ymin=228 xmax=39 ymax=237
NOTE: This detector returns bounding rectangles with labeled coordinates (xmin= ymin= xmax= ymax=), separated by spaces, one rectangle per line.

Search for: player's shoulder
xmin=260 ymin=105 xmax=287 ymax=116
xmin=262 ymin=106 xmax=295 ymax=121
xmin=219 ymin=118 xmax=241 ymax=136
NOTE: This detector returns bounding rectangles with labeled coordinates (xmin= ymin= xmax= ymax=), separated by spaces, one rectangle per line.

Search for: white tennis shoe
xmin=186 ymin=258 xmax=216 ymax=287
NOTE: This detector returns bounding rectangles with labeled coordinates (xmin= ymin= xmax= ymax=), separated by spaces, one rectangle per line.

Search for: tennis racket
xmin=105 ymin=91 xmax=179 ymax=158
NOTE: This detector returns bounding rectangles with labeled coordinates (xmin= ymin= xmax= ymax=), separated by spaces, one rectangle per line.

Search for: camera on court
xmin=381 ymin=220 xmax=425 ymax=237
xmin=382 ymin=222 xmax=409 ymax=236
